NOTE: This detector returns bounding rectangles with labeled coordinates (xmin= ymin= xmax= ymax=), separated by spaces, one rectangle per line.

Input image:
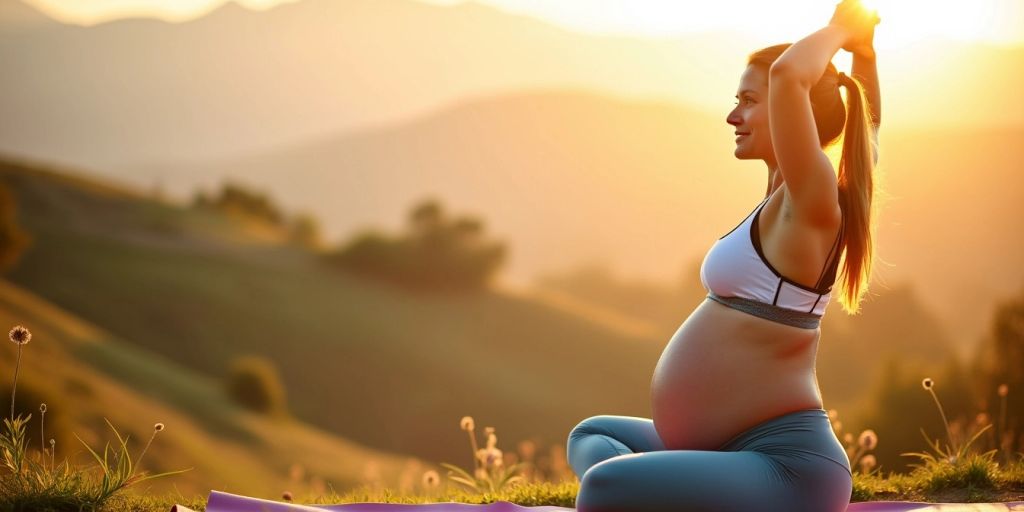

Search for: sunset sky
xmin=24 ymin=0 xmax=1024 ymax=47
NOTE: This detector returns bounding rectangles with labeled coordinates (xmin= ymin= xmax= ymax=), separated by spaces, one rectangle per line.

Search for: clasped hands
xmin=829 ymin=0 xmax=881 ymax=59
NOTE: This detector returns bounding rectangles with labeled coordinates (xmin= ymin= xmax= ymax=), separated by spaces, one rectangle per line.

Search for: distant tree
xmin=970 ymin=286 xmax=1024 ymax=460
xmin=288 ymin=213 xmax=322 ymax=251
xmin=326 ymin=198 xmax=506 ymax=292
xmin=408 ymin=198 xmax=443 ymax=236
xmin=192 ymin=181 xmax=285 ymax=226
xmin=0 ymin=183 xmax=31 ymax=272
xmin=225 ymin=355 xmax=288 ymax=418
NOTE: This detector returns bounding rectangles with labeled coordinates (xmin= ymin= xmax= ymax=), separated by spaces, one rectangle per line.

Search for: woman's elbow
xmin=768 ymin=62 xmax=810 ymax=89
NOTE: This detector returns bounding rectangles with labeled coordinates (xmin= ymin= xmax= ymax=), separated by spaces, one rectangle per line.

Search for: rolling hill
xmin=0 ymin=278 xmax=422 ymax=500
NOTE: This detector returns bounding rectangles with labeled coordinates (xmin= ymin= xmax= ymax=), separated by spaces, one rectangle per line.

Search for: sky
xmin=23 ymin=0 xmax=1024 ymax=48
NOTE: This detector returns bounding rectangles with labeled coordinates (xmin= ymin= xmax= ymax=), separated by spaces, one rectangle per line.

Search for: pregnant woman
xmin=566 ymin=1 xmax=882 ymax=511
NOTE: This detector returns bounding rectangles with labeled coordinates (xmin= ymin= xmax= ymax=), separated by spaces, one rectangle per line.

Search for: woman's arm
xmin=766 ymin=1 xmax=877 ymax=225
xmin=852 ymin=51 xmax=881 ymax=165
xmin=766 ymin=24 xmax=851 ymax=224
xmin=852 ymin=46 xmax=881 ymax=129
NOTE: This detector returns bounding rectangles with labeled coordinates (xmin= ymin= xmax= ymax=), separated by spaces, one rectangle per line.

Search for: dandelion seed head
xmin=154 ymin=422 xmax=165 ymax=432
xmin=998 ymin=384 xmax=1009 ymax=397
xmin=843 ymin=433 xmax=854 ymax=445
xmin=460 ymin=416 xmax=474 ymax=431
xmin=282 ymin=491 xmax=293 ymax=501
xmin=922 ymin=377 xmax=934 ymax=390
xmin=8 ymin=325 xmax=31 ymax=345
xmin=859 ymin=454 xmax=876 ymax=469
xmin=827 ymin=409 xmax=838 ymax=420
xmin=421 ymin=469 xmax=440 ymax=488
xmin=976 ymin=412 xmax=990 ymax=425
xmin=39 ymin=403 xmax=47 ymax=413
xmin=832 ymin=420 xmax=843 ymax=432
xmin=484 ymin=426 xmax=495 ymax=436
xmin=858 ymin=429 xmax=878 ymax=450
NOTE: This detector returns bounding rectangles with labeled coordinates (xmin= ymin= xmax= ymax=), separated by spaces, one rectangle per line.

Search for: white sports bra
xmin=699 ymin=194 xmax=844 ymax=328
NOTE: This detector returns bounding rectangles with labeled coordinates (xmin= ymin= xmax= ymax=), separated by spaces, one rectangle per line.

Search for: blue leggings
xmin=566 ymin=408 xmax=853 ymax=512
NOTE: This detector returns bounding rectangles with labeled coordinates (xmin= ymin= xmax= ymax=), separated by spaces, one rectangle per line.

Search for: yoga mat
xmin=169 ymin=491 xmax=1024 ymax=512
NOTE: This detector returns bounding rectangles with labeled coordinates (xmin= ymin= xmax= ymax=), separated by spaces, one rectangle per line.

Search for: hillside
xmin=0 ymin=156 xmax=665 ymax=470
xmin=0 ymin=278 xmax=420 ymax=500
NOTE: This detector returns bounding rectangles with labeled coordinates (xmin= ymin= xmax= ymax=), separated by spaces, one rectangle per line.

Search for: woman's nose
xmin=726 ymin=111 xmax=741 ymax=127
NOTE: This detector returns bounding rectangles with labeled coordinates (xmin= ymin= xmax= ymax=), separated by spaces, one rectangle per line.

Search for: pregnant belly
xmin=650 ymin=298 xmax=824 ymax=450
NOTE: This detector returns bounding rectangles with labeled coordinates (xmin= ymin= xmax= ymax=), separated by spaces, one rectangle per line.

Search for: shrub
xmin=225 ymin=355 xmax=288 ymax=417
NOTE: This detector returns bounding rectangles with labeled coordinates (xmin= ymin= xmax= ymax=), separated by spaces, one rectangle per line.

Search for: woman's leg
xmin=567 ymin=409 xmax=853 ymax=512
xmin=574 ymin=447 xmax=849 ymax=512
xmin=566 ymin=415 xmax=666 ymax=479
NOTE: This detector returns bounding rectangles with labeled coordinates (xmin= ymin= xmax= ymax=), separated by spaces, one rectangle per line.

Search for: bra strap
xmin=813 ymin=210 xmax=846 ymax=290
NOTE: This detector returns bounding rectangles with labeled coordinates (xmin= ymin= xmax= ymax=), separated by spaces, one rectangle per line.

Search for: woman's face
xmin=726 ymin=65 xmax=774 ymax=163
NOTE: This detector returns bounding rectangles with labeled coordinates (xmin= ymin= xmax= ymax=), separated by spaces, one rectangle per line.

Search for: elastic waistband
xmin=707 ymin=292 xmax=821 ymax=329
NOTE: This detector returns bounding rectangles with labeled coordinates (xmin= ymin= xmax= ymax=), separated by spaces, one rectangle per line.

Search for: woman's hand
xmin=829 ymin=0 xmax=880 ymax=58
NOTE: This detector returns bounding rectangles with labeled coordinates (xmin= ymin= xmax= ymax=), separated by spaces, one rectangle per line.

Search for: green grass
xmin=11 ymin=459 xmax=1023 ymax=512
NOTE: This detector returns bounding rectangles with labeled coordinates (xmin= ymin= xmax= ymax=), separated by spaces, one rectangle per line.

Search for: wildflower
xmin=858 ymin=429 xmax=878 ymax=450
xmin=461 ymin=415 xmax=480 ymax=470
xmin=8 ymin=324 xmax=32 ymax=421
xmin=832 ymin=420 xmax=843 ymax=433
xmin=422 ymin=469 xmax=440 ymax=488
xmin=484 ymin=426 xmax=495 ymax=437
xmin=282 ymin=491 xmax=293 ymax=502
xmin=998 ymin=384 xmax=1008 ymax=397
xmin=859 ymin=454 xmax=877 ymax=472
xmin=8 ymin=325 xmax=31 ymax=345
xmin=827 ymin=409 xmax=838 ymax=420
xmin=134 ymin=421 xmax=166 ymax=472
xmin=976 ymin=412 xmax=990 ymax=425
xmin=843 ymin=433 xmax=854 ymax=445
xmin=40 ymin=403 xmax=47 ymax=458
xmin=921 ymin=376 xmax=956 ymax=458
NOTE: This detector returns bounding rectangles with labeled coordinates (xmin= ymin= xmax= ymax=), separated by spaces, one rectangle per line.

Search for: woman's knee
xmin=574 ymin=457 xmax=634 ymax=512
xmin=568 ymin=415 xmax=614 ymax=443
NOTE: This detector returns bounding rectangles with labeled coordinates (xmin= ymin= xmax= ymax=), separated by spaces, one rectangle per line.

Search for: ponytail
xmin=834 ymin=72 xmax=878 ymax=314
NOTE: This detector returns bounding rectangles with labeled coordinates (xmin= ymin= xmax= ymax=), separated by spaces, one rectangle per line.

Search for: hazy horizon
xmin=22 ymin=0 xmax=1024 ymax=47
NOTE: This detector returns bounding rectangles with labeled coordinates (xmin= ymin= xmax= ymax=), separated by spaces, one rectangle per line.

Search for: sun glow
xmin=857 ymin=0 xmax=1011 ymax=48
xmin=22 ymin=0 xmax=1024 ymax=47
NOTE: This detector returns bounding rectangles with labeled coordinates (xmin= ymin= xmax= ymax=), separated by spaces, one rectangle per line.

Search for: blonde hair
xmin=747 ymin=43 xmax=878 ymax=314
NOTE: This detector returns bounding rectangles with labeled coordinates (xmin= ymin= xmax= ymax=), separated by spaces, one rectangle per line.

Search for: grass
xmin=17 ymin=462 xmax=1023 ymax=512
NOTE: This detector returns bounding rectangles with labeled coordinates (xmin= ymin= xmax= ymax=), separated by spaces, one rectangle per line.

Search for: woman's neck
xmin=765 ymin=166 xmax=784 ymax=198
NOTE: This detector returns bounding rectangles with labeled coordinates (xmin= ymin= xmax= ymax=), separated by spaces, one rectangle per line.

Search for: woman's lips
xmin=735 ymin=133 xmax=749 ymax=142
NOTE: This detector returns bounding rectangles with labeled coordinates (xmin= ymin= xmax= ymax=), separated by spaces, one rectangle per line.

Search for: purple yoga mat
xmin=169 ymin=491 xmax=1024 ymax=512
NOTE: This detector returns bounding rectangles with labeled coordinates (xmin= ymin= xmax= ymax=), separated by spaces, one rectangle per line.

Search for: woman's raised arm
xmin=764 ymin=0 xmax=878 ymax=223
